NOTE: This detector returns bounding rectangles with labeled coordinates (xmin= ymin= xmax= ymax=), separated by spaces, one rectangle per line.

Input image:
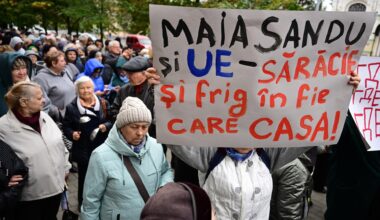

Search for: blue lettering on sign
xmin=216 ymin=49 xmax=232 ymax=77
xmin=187 ymin=48 xmax=233 ymax=78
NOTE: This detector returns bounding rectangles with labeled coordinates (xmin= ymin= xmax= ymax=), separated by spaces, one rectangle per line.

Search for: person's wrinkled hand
xmin=145 ymin=68 xmax=161 ymax=85
xmin=348 ymin=71 xmax=361 ymax=93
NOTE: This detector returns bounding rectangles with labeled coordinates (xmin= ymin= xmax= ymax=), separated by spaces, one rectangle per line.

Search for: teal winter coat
xmin=80 ymin=125 xmax=173 ymax=220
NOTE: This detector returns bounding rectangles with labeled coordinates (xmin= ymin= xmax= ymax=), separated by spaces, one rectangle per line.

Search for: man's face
xmin=122 ymin=48 xmax=133 ymax=59
xmin=127 ymin=71 xmax=147 ymax=86
xmin=109 ymin=43 xmax=121 ymax=55
xmin=95 ymin=41 xmax=103 ymax=49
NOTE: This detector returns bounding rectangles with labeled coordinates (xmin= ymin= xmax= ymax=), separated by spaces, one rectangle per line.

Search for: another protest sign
xmin=150 ymin=5 xmax=376 ymax=147
xmin=350 ymin=56 xmax=380 ymax=151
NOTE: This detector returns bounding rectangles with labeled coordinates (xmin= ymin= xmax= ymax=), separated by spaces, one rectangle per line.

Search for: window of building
xmin=348 ymin=3 xmax=366 ymax=11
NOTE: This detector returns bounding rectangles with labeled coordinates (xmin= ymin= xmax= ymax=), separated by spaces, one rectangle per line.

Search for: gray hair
xmin=74 ymin=76 xmax=94 ymax=94
xmin=109 ymin=40 xmax=120 ymax=48
xmin=5 ymin=81 xmax=41 ymax=110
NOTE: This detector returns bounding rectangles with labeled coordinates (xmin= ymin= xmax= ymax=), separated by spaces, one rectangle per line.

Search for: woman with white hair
xmin=62 ymin=76 xmax=112 ymax=208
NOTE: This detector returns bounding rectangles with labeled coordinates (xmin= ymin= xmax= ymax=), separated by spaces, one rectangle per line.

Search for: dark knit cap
xmin=140 ymin=182 xmax=212 ymax=220
xmin=122 ymin=56 xmax=149 ymax=73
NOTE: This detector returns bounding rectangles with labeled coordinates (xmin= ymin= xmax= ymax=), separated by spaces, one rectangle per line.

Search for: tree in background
xmin=0 ymin=0 xmax=315 ymax=38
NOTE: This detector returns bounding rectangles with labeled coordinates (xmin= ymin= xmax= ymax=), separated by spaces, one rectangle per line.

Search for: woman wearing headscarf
xmin=62 ymin=76 xmax=112 ymax=208
xmin=0 ymin=82 xmax=71 ymax=219
xmin=64 ymin=46 xmax=84 ymax=72
xmin=0 ymin=52 xmax=32 ymax=116
xmin=81 ymin=97 xmax=173 ymax=220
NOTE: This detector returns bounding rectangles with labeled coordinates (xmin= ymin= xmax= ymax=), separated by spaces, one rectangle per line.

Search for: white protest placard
xmin=149 ymin=5 xmax=376 ymax=147
xmin=350 ymin=56 xmax=380 ymax=151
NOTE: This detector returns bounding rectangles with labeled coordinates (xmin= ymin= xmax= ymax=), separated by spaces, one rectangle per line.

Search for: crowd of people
xmin=0 ymin=26 xmax=378 ymax=220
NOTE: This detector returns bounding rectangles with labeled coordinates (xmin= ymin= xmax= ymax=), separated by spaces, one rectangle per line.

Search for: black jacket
xmin=62 ymin=97 xmax=112 ymax=163
xmin=0 ymin=140 xmax=28 ymax=220
xmin=325 ymin=113 xmax=380 ymax=220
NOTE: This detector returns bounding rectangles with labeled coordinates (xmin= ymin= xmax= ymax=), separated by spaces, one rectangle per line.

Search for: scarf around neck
xmin=226 ymin=148 xmax=254 ymax=162
xmin=12 ymin=109 xmax=41 ymax=133
xmin=77 ymin=95 xmax=100 ymax=117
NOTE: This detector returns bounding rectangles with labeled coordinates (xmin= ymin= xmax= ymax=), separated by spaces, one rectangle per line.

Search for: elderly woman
xmin=81 ymin=97 xmax=173 ymax=220
xmin=76 ymin=58 xmax=106 ymax=97
xmin=62 ymin=76 xmax=112 ymax=208
xmin=0 ymin=81 xmax=71 ymax=219
xmin=33 ymin=50 xmax=77 ymax=121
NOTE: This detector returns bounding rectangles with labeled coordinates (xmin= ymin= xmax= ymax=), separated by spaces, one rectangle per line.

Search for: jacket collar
xmin=7 ymin=110 xmax=46 ymax=132
xmin=105 ymin=125 xmax=151 ymax=157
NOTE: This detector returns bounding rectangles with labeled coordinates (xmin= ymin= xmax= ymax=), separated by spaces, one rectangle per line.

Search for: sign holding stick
xmin=150 ymin=5 xmax=376 ymax=148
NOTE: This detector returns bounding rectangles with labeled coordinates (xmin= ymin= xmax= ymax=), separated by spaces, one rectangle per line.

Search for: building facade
xmin=329 ymin=0 xmax=380 ymax=56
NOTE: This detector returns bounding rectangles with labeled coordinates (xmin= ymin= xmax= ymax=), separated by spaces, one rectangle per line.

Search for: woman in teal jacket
xmin=80 ymin=97 xmax=173 ymax=220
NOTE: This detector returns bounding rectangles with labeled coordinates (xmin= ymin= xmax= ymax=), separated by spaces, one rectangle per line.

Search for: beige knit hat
xmin=115 ymin=97 xmax=152 ymax=128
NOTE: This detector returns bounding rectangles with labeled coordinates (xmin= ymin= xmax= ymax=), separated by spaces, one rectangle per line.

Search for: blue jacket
xmin=77 ymin=58 xmax=105 ymax=92
xmin=80 ymin=125 xmax=173 ymax=220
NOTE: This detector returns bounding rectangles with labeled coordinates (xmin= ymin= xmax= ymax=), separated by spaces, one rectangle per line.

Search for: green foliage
xmin=1 ymin=0 xmax=314 ymax=36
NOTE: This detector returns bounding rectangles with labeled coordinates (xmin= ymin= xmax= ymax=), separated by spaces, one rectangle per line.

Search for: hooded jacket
xmin=168 ymin=145 xmax=312 ymax=220
xmin=34 ymin=66 xmax=76 ymax=120
xmin=0 ymin=111 xmax=71 ymax=201
xmin=65 ymin=48 xmax=84 ymax=72
xmin=77 ymin=58 xmax=105 ymax=92
xmin=80 ymin=125 xmax=173 ymax=220
xmin=325 ymin=113 xmax=380 ymax=220
xmin=0 ymin=52 xmax=32 ymax=116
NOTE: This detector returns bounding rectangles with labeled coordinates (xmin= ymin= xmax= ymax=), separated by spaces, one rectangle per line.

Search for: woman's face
xmin=120 ymin=122 xmax=150 ymax=146
xmin=52 ymin=55 xmax=66 ymax=73
xmin=127 ymin=71 xmax=147 ymax=86
xmin=78 ymin=81 xmax=94 ymax=100
xmin=12 ymin=67 xmax=28 ymax=84
xmin=23 ymin=87 xmax=45 ymax=114
xmin=66 ymin=51 xmax=77 ymax=62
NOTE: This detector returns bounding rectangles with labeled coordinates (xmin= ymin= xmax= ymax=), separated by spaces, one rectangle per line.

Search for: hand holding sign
xmin=150 ymin=5 xmax=375 ymax=148
xmin=348 ymin=71 xmax=361 ymax=92
xmin=145 ymin=68 xmax=161 ymax=85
